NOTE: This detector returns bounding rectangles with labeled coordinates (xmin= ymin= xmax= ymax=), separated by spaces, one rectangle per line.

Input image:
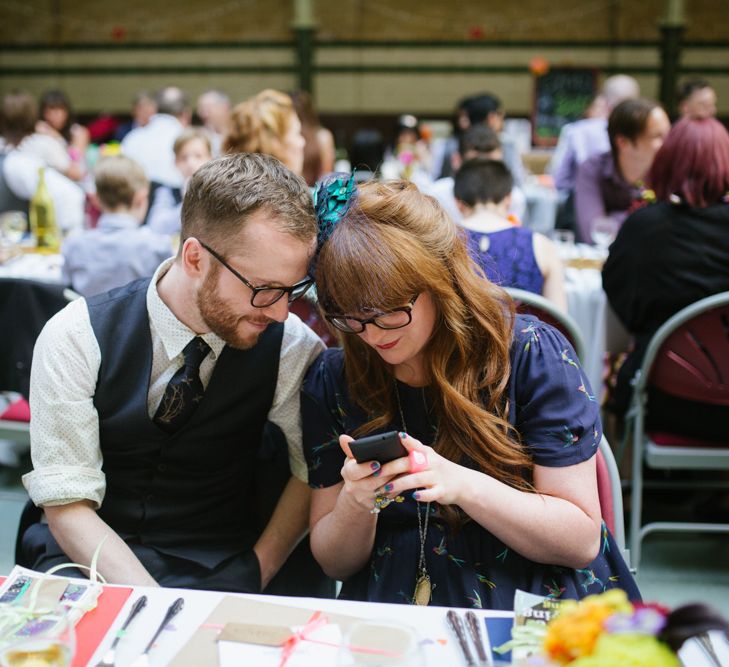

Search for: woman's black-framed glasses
xmin=325 ymin=295 xmax=419 ymax=334
xmin=199 ymin=241 xmax=314 ymax=308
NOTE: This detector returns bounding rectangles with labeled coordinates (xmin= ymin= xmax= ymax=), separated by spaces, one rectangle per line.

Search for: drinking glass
xmin=0 ymin=616 xmax=75 ymax=667
xmin=337 ymin=620 xmax=422 ymax=667
xmin=0 ymin=211 xmax=29 ymax=245
xmin=548 ymin=229 xmax=576 ymax=260
xmin=591 ymin=216 xmax=619 ymax=252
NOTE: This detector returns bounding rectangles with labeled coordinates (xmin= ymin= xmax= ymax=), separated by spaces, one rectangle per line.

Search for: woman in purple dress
xmin=454 ymin=158 xmax=566 ymax=310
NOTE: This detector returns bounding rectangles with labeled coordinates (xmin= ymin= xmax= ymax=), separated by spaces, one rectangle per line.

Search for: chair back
xmin=596 ymin=436 xmax=626 ymax=555
xmin=634 ymin=292 xmax=729 ymax=407
xmin=504 ymin=287 xmax=586 ymax=363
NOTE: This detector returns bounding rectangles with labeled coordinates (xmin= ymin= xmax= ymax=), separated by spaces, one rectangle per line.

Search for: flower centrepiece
xmin=538 ymin=589 xmax=729 ymax=667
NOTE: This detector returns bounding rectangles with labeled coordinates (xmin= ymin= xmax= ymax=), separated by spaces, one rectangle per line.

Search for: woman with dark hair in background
xmin=603 ymin=117 xmax=729 ymax=437
xmin=37 ymin=89 xmax=90 ymax=179
xmin=302 ymin=176 xmax=638 ymax=609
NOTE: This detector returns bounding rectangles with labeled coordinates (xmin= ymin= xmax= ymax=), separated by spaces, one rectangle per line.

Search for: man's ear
xmin=180 ymin=237 xmax=205 ymax=277
xmin=455 ymin=198 xmax=471 ymax=216
xmin=614 ymin=134 xmax=630 ymax=154
xmin=451 ymin=152 xmax=463 ymax=172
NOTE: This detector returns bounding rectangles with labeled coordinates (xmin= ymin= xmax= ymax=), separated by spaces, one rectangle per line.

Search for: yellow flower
xmin=543 ymin=591 xmax=633 ymax=664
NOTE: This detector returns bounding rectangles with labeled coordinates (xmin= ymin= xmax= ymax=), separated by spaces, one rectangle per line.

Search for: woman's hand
xmin=373 ymin=432 xmax=467 ymax=506
xmin=338 ymin=435 xmax=408 ymax=513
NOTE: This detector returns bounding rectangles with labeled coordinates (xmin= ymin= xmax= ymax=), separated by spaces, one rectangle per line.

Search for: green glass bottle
xmin=29 ymin=167 xmax=60 ymax=254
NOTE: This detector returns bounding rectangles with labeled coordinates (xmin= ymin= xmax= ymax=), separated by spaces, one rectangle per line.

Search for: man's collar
xmin=146 ymin=258 xmax=226 ymax=362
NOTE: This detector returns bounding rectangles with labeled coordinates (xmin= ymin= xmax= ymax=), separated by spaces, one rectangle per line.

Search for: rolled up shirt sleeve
xmin=268 ymin=312 xmax=326 ymax=482
xmin=22 ymin=297 xmax=107 ymax=508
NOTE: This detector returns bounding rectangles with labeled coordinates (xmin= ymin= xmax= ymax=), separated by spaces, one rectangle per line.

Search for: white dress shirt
xmin=23 ymin=258 xmax=324 ymax=508
xmin=2 ymin=150 xmax=85 ymax=232
xmin=121 ymin=114 xmax=184 ymax=188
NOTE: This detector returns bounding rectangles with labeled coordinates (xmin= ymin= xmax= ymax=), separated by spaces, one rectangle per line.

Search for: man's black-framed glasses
xmin=199 ymin=241 xmax=314 ymax=308
xmin=325 ymin=295 xmax=419 ymax=334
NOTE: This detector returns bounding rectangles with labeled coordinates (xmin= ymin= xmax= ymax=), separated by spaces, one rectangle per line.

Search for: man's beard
xmin=196 ymin=268 xmax=274 ymax=349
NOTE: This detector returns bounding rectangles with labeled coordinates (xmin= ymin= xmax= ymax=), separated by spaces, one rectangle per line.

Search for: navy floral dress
xmin=301 ymin=316 xmax=640 ymax=609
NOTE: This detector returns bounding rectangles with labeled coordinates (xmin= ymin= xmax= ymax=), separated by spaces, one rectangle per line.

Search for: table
xmin=562 ymin=249 xmax=631 ymax=397
xmin=85 ymin=585 xmax=729 ymax=667
xmin=0 ymin=251 xmax=63 ymax=283
xmin=87 ymin=587 xmax=511 ymax=667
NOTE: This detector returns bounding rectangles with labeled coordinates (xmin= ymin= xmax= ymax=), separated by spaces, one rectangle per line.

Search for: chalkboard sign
xmin=532 ymin=68 xmax=597 ymax=147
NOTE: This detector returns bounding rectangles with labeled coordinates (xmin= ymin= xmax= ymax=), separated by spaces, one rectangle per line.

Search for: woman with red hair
xmin=603 ymin=117 xmax=729 ymax=436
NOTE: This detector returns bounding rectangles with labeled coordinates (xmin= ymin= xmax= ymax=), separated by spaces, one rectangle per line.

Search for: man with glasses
xmin=21 ymin=153 xmax=326 ymax=594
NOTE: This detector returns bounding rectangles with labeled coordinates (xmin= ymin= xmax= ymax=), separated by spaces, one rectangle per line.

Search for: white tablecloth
xmin=565 ymin=266 xmax=607 ymax=395
xmin=88 ymin=587 xmax=511 ymax=667
xmin=0 ymin=252 xmax=63 ymax=283
xmin=85 ymin=585 xmax=729 ymax=667
xmin=564 ymin=263 xmax=631 ymax=396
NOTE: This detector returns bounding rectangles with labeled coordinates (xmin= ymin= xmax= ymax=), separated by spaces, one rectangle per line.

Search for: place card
xmin=217 ymin=622 xmax=292 ymax=647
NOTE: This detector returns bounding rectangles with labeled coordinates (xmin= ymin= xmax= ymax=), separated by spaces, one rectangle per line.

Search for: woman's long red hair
xmin=315 ymin=180 xmax=532 ymax=493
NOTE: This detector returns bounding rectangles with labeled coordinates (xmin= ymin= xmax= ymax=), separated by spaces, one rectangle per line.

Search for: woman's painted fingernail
xmin=412 ymin=491 xmax=420 ymax=500
xmin=399 ymin=431 xmax=407 ymax=439
xmin=370 ymin=461 xmax=380 ymax=471
xmin=384 ymin=483 xmax=394 ymax=492
xmin=372 ymin=469 xmax=381 ymax=477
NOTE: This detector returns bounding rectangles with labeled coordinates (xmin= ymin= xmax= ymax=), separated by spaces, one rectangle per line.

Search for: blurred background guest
xmin=348 ymin=128 xmax=385 ymax=183
xmin=147 ymin=127 xmax=212 ymax=234
xmin=290 ymin=90 xmax=336 ymax=187
xmin=196 ymin=89 xmax=232 ymax=157
xmin=421 ymin=125 xmax=526 ymax=225
xmin=36 ymin=89 xmax=89 ymax=181
xmin=454 ymin=158 xmax=565 ymax=310
xmin=223 ymin=88 xmax=305 ymax=176
xmin=602 ymin=117 xmax=729 ymax=436
xmin=551 ymin=75 xmax=640 ymax=195
xmin=677 ymin=78 xmax=717 ymax=120
xmin=1 ymin=90 xmax=84 ymax=231
xmin=114 ymin=91 xmax=158 ymax=142
xmin=574 ymin=98 xmax=670 ymax=244
xmin=381 ymin=113 xmax=431 ymax=181
xmin=121 ymin=86 xmax=191 ymax=189
xmin=62 ymin=155 xmax=171 ymax=297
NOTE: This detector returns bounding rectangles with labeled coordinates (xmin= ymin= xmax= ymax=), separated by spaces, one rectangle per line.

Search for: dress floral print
xmin=301 ymin=315 xmax=640 ymax=609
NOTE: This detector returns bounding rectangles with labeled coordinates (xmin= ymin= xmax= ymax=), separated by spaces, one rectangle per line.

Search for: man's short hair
xmin=156 ymin=86 xmax=190 ymax=117
xmin=0 ymin=90 xmax=37 ymax=145
xmin=677 ymin=78 xmax=712 ymax=104
xmin=181 ymin=152 xmax=317 ymax=249
xmin=453 ymin=158 xmax=513 ymax=207
xmin=94 ymin=155 xmax=149 ymax=210
xmin=173 ymin=127 xmax=212 ymax=158
xmin=460 ymin=93 xmax=503 ymax=127
xmin=608 ymin=98 xmax=661 ymax=158
xmin=459 ymin=125 xmax=501 ymax=158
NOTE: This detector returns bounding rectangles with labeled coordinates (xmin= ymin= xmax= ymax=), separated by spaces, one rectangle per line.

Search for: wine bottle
xmin=29 ymin=167 xmax=60 ymax=254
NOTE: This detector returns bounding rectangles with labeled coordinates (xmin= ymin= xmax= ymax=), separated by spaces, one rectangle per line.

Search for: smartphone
xmin=349 ymin=430 xmax=407 ymax=464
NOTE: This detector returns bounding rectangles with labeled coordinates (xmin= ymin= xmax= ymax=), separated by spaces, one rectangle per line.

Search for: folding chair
xmin=0 ymin=280 xmax=80 ymax=451
xmin=504 ymin=286 xmax=586 ymax=363
xmin=596 ymin=435 xmax=630 ymax=569
xmin=629 ymin=291 xmax=729 ymax=570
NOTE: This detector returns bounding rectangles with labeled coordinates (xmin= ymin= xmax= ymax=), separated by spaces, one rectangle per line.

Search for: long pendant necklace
xmin=394 ymin=381 xmax=434 ymax=606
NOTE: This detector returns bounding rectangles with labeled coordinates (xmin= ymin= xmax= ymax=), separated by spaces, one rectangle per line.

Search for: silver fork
xmin=94 ymin=595 xmax=147 ymax=667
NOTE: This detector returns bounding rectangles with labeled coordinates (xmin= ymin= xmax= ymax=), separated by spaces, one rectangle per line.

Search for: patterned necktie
xmin=153 ymin=336 xmax=211 ymax=434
